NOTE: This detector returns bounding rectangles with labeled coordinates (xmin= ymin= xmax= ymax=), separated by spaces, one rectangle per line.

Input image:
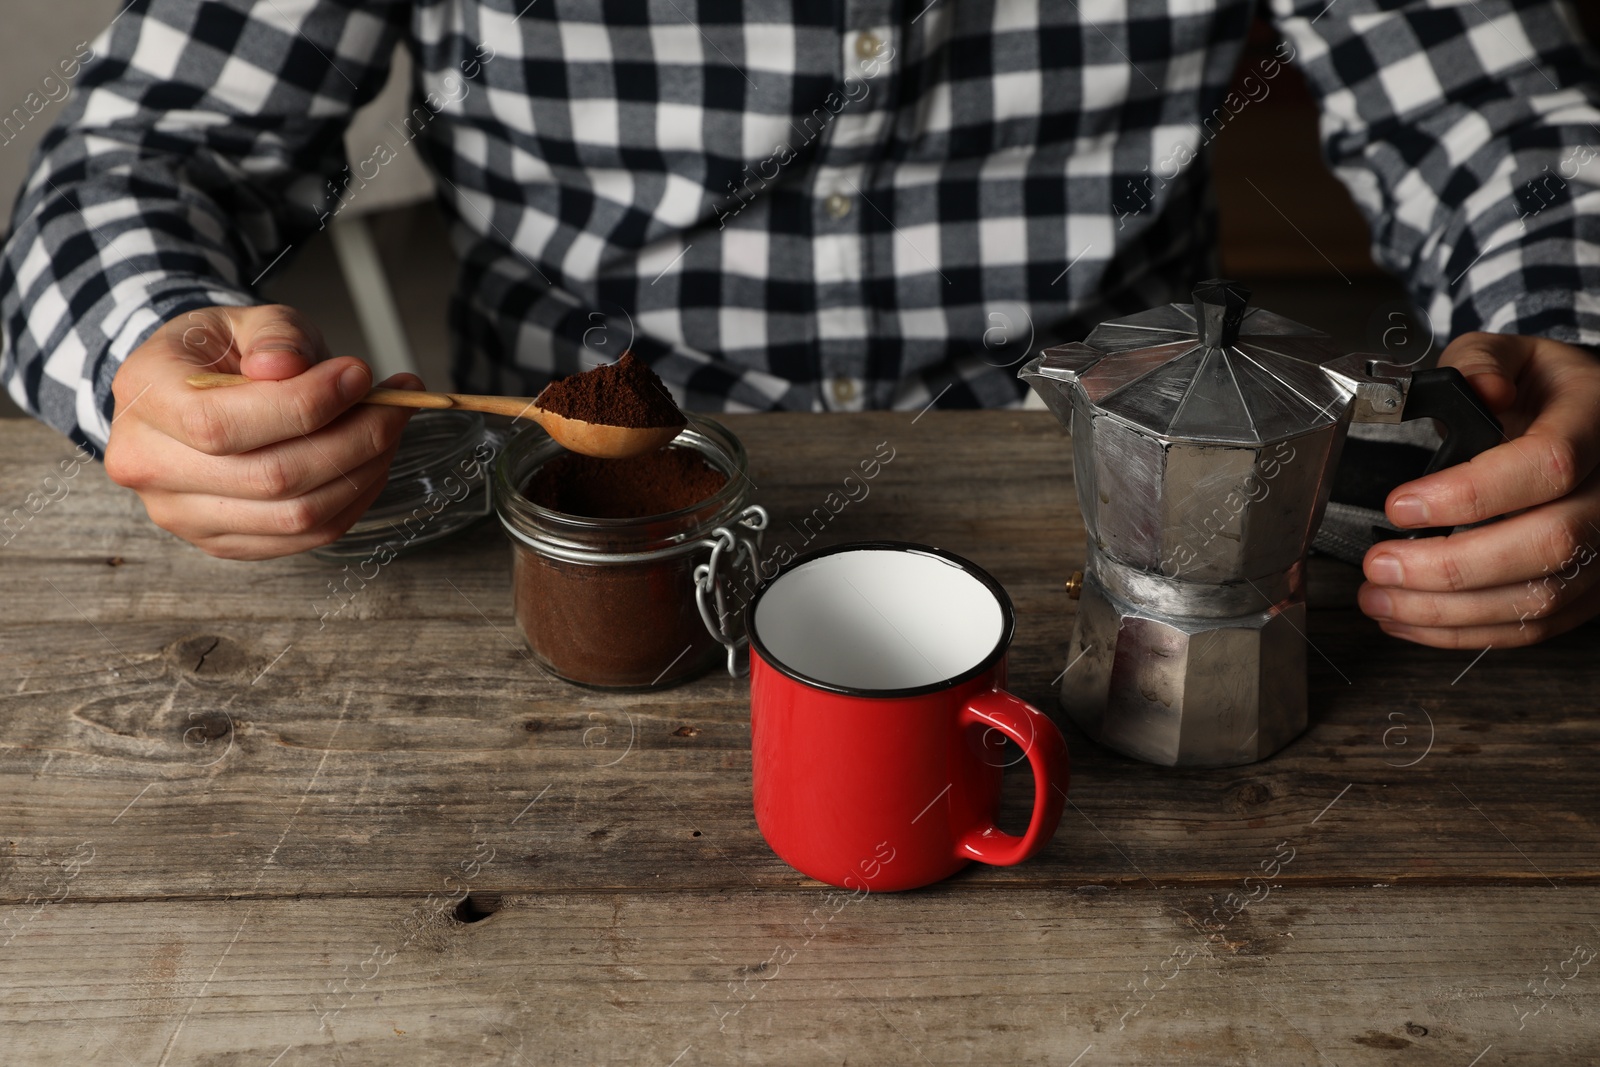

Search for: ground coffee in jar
xmin=496 ymin=421 xmax=764 ymax=689
xmin=525 ymin=448 xmax=727 ymax=519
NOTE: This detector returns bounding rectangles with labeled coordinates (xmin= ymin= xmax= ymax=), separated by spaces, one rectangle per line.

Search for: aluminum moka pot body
xmin=1020 ymin=280 xmax=1497 ymax=767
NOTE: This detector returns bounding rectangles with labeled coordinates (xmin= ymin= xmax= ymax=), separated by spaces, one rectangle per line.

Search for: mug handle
xmin=954 ymin=689 xmax=1070 ymax=866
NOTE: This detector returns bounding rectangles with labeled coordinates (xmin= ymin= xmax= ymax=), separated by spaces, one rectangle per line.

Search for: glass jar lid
xmin=309 ymin=409 xmax=506 ymax=562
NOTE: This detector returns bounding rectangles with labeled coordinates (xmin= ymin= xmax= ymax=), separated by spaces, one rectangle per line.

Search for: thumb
xmin=1437 ymin=331 xmax=1529 ymax=414
xmin=228 ymin=304 xmax=332 ymax=382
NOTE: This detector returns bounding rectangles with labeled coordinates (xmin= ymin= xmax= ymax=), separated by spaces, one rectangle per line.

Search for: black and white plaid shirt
xmin=4 ymin=0 xmax=1599 ymax=452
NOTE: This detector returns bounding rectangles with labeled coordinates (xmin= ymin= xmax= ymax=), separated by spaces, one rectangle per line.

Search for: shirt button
xmin=855 ymin=31 xmax=883 ymax=61
xmin=831 ymin=377 xmax=858 ymax=405
xmin=825 ymin=193 xmax=852 ymax=219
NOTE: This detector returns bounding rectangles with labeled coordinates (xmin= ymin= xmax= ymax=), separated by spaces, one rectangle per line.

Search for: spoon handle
xmin=184 ymin=372 xmax=543 ymax=419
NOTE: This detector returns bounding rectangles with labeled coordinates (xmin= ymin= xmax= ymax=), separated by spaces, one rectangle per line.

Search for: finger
xmin=1385 ymin=363 xmax=1600 ymax=529
xmin=167 ymin=306 xmax=247 ymax=374
xmin=1357 ymin=557 xmax=1600 ymax=629
xmin=108 ymin=308 xmax=243 ymax=418
xmin=108 ymin=391 xmax=414 ymax=500
xmin=145 ymin=449 xmax=395 ymax=543
xmin=147 ymin=350 xmax=375 ymax=456
xmin=190 ymin=468 xmax=395 ymax=561
xmin=231 ymin=304 xmax=331 ymax=381
xmin=1375 ymin=594 xmax=1600 ymax=650
xmin=1437 ymin=331 xmax=1529 ymax=413
xmin=1364 ymin=474 xmax=1600 ymax=592
xmin=135 ymin=304 xmax=368 ymax=455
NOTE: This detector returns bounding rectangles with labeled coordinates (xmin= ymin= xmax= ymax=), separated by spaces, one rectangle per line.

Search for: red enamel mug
xmin=747 ymin=542 xmax=1069 ymax=892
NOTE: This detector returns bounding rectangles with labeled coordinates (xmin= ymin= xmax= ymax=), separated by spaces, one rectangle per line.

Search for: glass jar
xmin=494 ymin=418 xmax=767 ymax=690
xmin=311 ymin=410 xmax=505 ymax=562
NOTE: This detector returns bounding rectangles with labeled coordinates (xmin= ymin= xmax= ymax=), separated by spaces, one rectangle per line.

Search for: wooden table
xmin=2 ymin=412 xmax=1596 ymax=1065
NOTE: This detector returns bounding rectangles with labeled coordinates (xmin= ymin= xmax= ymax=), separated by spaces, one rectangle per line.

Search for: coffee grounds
xmin=535 ymin=352 xmax=687 ymax=429
xmin=525 ymin=446 xmax=729 ymax=518
xmin=512 ymin=443 xmax=735 ymax=689
xmin=513 ymin=539 xmax=719 ymax=689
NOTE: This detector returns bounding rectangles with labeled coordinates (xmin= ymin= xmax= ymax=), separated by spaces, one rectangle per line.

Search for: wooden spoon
xmin=184 ymin=372 xmax=684 ymax=459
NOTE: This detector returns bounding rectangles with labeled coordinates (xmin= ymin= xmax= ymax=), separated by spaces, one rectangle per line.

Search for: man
xmin=3 ymin=0 xmax=1598 ymax=649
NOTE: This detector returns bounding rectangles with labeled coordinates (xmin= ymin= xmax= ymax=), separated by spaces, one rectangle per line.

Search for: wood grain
xmin=1 ymin=607 xmax=1597 ymax=900
xmin=2 ymin=417 xmax=1595 ymax=899
xmin=3 ymin=889 xmax=1597 ymax=1064
xmin=3 ymin=414 xmax=1598 ymax=1065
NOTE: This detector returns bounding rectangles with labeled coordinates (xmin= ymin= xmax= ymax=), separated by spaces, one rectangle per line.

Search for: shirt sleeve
xmin=1267 ymin=0 xmax=1600 ymax=349
xmin=0 ymin=0 xmax=406 ymax=454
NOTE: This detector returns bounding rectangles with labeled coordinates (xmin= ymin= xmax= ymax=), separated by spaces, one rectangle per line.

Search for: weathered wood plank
xmin=2 ymin=888 xmax=1596 ymax=1065
xmin=2 ymin=411 xmax=1362 ymax=623
xmin=0 ymin=608 xmax=1595 ymax=899
xmin=2 ymin=418 xmax=1598 ymax=901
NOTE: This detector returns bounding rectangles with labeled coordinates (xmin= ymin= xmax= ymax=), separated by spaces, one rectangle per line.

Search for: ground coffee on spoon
xmin=526 ymin=352 xmax=720 ymax=516
xmin=536 ymin=352 xmax=687 ymax=429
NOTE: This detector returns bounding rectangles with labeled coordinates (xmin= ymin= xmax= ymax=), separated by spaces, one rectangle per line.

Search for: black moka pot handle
xmin=1372 ymin=367 xmax=1503 ymax=542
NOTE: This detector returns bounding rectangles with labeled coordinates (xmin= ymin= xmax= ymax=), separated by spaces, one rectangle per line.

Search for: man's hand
xmin=104 ymin=305 xmax=422 ymax=560
xmin=1357 ymin=332 xmax=1600 ymax=648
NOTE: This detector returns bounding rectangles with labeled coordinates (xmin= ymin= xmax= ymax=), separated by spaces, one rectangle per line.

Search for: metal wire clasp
xmin=693 ymin=504 xmax=769 ymax=677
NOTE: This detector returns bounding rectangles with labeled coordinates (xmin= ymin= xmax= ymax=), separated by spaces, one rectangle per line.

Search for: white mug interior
xmin=752 ymin=547 xmax=1006 ymax=691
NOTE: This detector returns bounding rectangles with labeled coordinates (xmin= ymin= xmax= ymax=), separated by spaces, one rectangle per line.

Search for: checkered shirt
xmin=4 ymin=0 xmax=1599 ymax=453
